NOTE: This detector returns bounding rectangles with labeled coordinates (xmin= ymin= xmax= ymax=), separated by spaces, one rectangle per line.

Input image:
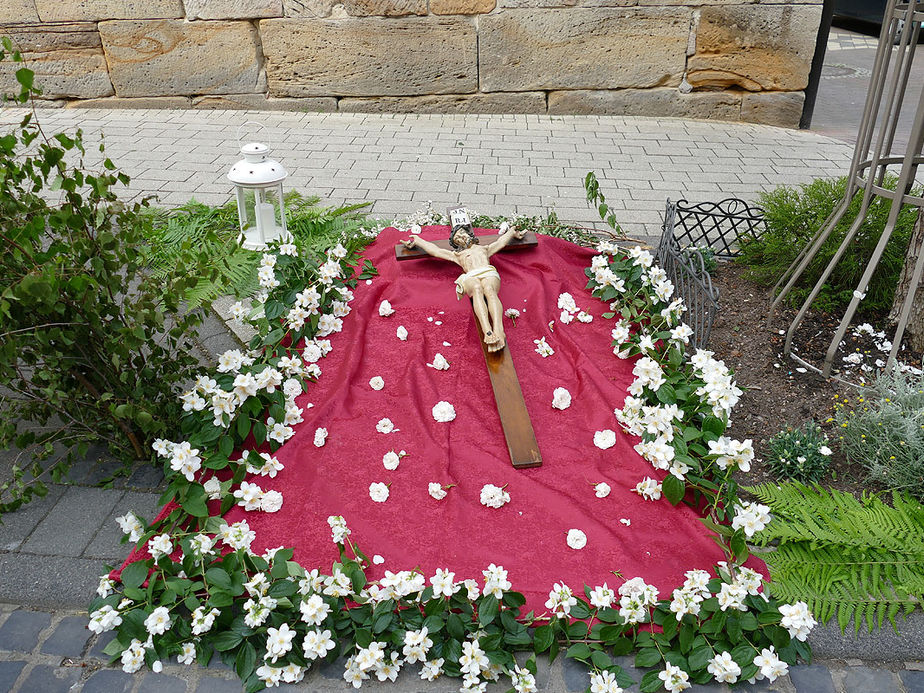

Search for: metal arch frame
xmin=768 ymin=0 xmax=924 ymax=378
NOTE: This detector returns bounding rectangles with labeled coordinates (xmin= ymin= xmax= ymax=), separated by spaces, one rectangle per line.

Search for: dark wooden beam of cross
xmin=395 ymin=229 xmax=542 ymax=469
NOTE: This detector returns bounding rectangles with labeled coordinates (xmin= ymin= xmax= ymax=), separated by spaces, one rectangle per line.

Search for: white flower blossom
xmin=432 ymin=401 xmax=456 ymax=422
xmin=376 ymin=418 xmax=396 ymax=434
xmin=566 ymin=529 xmax=587 ymax=550
xmin=369 ymin=376 xmax=385 ymax=390
xmin=396 ymin=325 xmax=409 ymax=341
xmin=593 ymin=430 xmax=617 ymax=450
xmin=369 ymin=482 xmax=390 ymax=503
xmin=313 ymin=427 xmax=328 ymax=448
xmin=428 ymin=482 xmax=448 ymax=500
xmin=594 ymin=482 xmax=611 ymax=498
xmin=551 ymin=387 xmax=572 ymax=410
xmin=379 ymin=300 xmax=395 ymax=316
xmin=534 ymin=337 xmax=554 ymax=357
xmin=480 ymin=484 xmax=510 ymax=508
xmin=545 ymin=582 xmax=577 ymax=617
xmin=427 ymin=353 xmax=450 ymax=370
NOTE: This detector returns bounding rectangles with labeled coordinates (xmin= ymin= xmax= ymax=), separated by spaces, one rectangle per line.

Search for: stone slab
xmin=34 ymin=0 xmax=182 ymax=22
xmin=901 ymin=670 xmax=924 ymax=693
xmin=82 ymin=668 xmax=136 ymax=693
xmin=138 ymin=672 xmax=188 ymax=693
xmin=0 ymin=0 xmax=39 ymax=23
xmin=191 ymin=93 xmax=337 ymax=112
xmin=261 ymin=17 xmax=477 ymax=97
xmin=430 ymin=0 xmax=495 ymax=14
xmin=688 ymin=5 xmax=820 ymax=92
xmin=479 ymin=8 xmax=689 ymax=92
xmin=84 ymin=490 xmax=163 ymax=561
xmin=0 ymin=610 xmax=51 ymax=652
xmin=40 ymin=615 xmax=92 ymax=657
xmin=19 ymin=664 xmax=82 ymax=693
xmin=741 ymin=91 xmax=804 ymax=129
xmin=0 ymin=485 xmax=65 ymax=552
xmin=842 ymin=667 xmax=901 ymax=692
xmin=548 ymin=88 xmax=741 ymax=120
xmin=339 ymin=92 xmax=547 ymax=113
xmin=69 ymin=96 xmax=193 ymax=108
xmin=339 ymin=0 xmax=427 ymax=16
xmin=99 ymin=19 xmax=266 ymax=97
xmin=0 ymin=22 xmax=113 ymax=98
xmin=282 ymin=0 xmax=335 ymax=17
xmin=185 ymin=0 xmax=283 ymax=19
xmin=0 ymin=661 xmax=25 ymax=691
xmin=808 ymin=611 xmax=924 ymax=661
xmin=0 ymin=553 xmax=104 ymax=608
xmin=21 ymin=485 xmax=121 ymax=556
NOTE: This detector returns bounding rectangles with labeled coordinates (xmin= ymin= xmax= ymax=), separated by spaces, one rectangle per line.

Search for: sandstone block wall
xmin=0 ymin=0 xmax=821 ymax=126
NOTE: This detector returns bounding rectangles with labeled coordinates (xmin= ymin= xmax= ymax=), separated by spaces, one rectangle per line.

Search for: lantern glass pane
xmin=238 ymin=188 xmax=258 ymax=232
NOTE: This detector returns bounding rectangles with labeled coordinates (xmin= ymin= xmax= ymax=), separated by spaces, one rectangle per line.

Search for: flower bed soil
xmin=707 ymin=263 xmax=898 ymax=494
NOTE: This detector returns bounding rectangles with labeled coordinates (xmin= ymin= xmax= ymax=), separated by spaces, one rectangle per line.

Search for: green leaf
xmin=181 ymin=485 xmax=208 ymax=517
xmin=662 ymin=474 xmax=685 ymax=506
xmin=218 ymin=436 xmax=233 ymax=457
xmin=212 ymin=630 xmax=243 ymax=652
xmin=570 ymin=600 xmax=592 ymax=620
xmin=236 ymin=641 xmax=257 ymax=680
xmin=679 ymin=623 xmax=695 ymax=654
xmin=533 ymin=625 xmax=554 ymax=654
xmin=447 ymin=613 xmax=465 ymax=640
xmin=688 ymin=644 xmax=711 ymax=671
xmin=565 ymin=643 xmax=592 ymax=661
xmin=478 ymin=594 xmax=499 ymax=627
xmin=15 ymin=67 xmax=34 ymax=90
xmin=640 ymin=670 xmax=663 ymax=692
xmin=634 ymin=647 xmax=661 ymax=668
xmin=120 ymin=561 xmax=149 ymax=589
xmin=702 ymin=415 xmax=726 ymax=437
xmin=206 ymin=567 xmax=232 ymax=591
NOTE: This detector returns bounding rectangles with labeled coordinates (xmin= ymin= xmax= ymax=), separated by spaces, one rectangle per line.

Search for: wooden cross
xmin=395 ymin=228 xmax=542 ymax=469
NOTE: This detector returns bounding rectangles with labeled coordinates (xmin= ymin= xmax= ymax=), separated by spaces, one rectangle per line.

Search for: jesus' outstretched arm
xmin=485 ymin=222 xmax=526 ymax=257
xmin=402 ymin=235 xmax=459 ymax=264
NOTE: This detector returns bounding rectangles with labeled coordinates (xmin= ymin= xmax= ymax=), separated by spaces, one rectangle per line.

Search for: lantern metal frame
xmin=228 ymin=142 xmax=290 ymax=252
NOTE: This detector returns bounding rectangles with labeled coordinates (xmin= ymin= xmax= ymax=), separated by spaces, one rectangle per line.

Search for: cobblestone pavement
xmin=0 ymin=106 xmax=850 ymax=240
xmin=2 ymin=33 xmax=924 ymax=692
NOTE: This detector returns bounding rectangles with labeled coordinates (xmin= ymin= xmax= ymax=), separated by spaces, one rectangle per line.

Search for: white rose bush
xmin=87 ymin=230 xmax=814 ymax=693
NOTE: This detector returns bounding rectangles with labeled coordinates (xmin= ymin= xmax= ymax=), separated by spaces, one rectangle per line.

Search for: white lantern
xmin=227 ymin=142 xmax=290 ymax=251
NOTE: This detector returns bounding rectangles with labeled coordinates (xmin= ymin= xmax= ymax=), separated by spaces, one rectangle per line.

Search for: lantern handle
xmin=236 ymin=120 xmax=266 ymax=150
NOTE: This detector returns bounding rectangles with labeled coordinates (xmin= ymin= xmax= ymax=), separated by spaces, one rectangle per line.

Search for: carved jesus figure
xmin=403 ymin=221 xmax=525 ymax=352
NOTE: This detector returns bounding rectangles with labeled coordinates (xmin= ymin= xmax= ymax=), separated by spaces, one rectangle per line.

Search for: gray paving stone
xmin=40 ymin=615 xmax=92 ymax=657
xmin=84 ymin=490 xmax=163 ymax=561
xmin=0 ymin=485 xmax=65 ymax=552
xmin=0 ymin=554 xmax=104 ymax=609
xmin=121 ymin=462 xmax=166 ymax=489
xmin=0 ymin=609 xmax=51 ymax=653
xmin=81 ymin=668 xmax=136 ymax=693
xmin=87 ymin=631 xmax=118 ymax=660
xmin=790 ymin=664 xmax=835 ymax=693
xmin=319 ymin=655 xmax=348 ymax=679
xmin=561 ymin=656 xmax=589 ymax=692
xmin=195 ymin=676 xmax=246 ymax=692
xmin=18 ymin=664 xmax=82 ymax=693
xmin=842 ymin=666 xmax=900 ymax=692
xmin=138 ymin=672 xmax=189 ymax=693
xmin=0 ymin=661 xmax=25 ymax=691
xmin=21 ymin=486 xmax=122 ymax=557
xmin=901 ymin=670 xmax=924 ymax=693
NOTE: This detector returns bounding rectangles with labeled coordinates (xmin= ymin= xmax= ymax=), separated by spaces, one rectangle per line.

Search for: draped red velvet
xmin=216 ymin=226 xmax=760 ymax=614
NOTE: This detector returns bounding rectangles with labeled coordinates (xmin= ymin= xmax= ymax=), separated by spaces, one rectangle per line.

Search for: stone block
xmin=842 ymin=667 xmax=901 ymax=693
xmin=138 ymin=673 xmax=188 ymax=693
xmin=479 ymin=8 xmax=689 ymax=92
xmin=741 ymin=90 xmax=804 ymax=128
xmin=0 ymin=0 xmax=39 ymax=23
xmin=788 ymin=664 xmax=835 ymax=693
xmin=901 ymin=670 xmax=924 ymax=693
xmin=19 ymin=665 xmax=81 ymax=693
xmin=99 ymin=20 xmax=266 ymax=97
xmin=498 ymin=0 xmax=578 ymax=7
xmin=282 ymin=0 xmax=335 ymax=17
xmin=339 ymin=91 xmax=546 ymax=113
xmin=191 ymin=93 xmax=337 ymax=111
xmin=21 ymin=486 xmax=121 ymax=556
xmin=185 ymin=0 xmax=282 ymax=19
xmin=688 ymin=5 xmax=820 ymax=91
xmin=82 ymin=669 xmax=135 ymax=693
xmin=69 ymin=96 xmax=193 ymax=108
xmin=0 ymin=554 xmax=110 ymax=609
xmin=430 ymin=0 xmax=495 ymax=15
xmin=0 ymin=661 xmax=25 ymax=691
xmin=0 ymin=22 xmax=113 ymax=98
xmin=548 ymin=87 xmax=742 ymax=120
xmin=0 ymin=610 xmax=50 ymax=652
xmin=261 ymin=17 xmax=477 ymax=97
xmin=40 ymin=615 xmax=92 ymax=657
xmin=35 ymin=0 xmax=182 ymax=21
xmin=339 ymin=0 xmax=426 ymax=15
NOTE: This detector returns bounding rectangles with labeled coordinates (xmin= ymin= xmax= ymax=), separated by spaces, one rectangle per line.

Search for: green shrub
xmin=836 ymin=369 xmax=924 ymax=500
xmin=738 ymin=176 xmax=921 ymax=314
xmin=0 ymin=43 xmax=215 ymax=514
xmin=765 ymin=421 xmax=833 ymax=483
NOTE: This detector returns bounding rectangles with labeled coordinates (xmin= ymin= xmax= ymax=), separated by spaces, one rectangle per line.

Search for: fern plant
xmin=746 ymin=482 xmax=924 ymax=632
xmin=138 ymin=193 xmax=375 ymax=306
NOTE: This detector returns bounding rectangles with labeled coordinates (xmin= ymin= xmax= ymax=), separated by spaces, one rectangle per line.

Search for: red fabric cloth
xmin=218 ymin=226 xmax=762 ymax=614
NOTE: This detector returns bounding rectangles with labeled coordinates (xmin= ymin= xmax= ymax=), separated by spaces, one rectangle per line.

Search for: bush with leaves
xmin=738 ymin=176 xmax=921 ymax=314
xmin=835 ymin=368 xmax=924 ymax=500
xmin=765 ymin=421 xmax=833 ymax=484
xmin=0 ymin=43 xmax=220 ymax=514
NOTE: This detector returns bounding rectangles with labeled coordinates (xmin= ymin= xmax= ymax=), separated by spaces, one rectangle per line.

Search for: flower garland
xmin=89 ymin=225 xmax=815 ymax=693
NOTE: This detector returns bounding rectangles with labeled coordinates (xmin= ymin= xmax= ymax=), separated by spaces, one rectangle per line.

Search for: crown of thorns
xmin=448 ymin=224 xmax=478 ymax=250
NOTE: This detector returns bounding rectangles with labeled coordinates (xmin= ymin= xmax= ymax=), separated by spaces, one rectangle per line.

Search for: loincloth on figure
xmin=455 ymin=266 xmax=501 ymax=300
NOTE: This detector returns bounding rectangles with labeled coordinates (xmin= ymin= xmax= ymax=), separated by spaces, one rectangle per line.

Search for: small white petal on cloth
xmin=369 ymin=482 xmax=389 ymax=503
xmin=397 ymin=326 xmax=409 ymax=341
xmin=566 ymin=529 xmax=587 ymax=550
xmin=594 ymin=482 xmax=611 ymax=498
xmin=593 ymin=430 xmax=617 ymax=450
xmin=372 ymin=555 xmax=385 ymax=565
xmin=382 ymin=451 xmax=401 ymax=470
xmin=432 ymin=401 xmax=456 ymax=422
xmin=313 ymin=428 xmax=328 ymax=448
xmin=428 ymin=482 xmax=447 ymax=500
xmin=369 ymin=376 xmax=385 ymax=390
xmin=551 ymin=387 xmax=571 ymax=410
xmin=620 ymin=518 xmax=631 ymax=526
xmin=427 ymin=354 xmax=450 ymax=370
xmin=378 ymin=300 xmax=395 ymax=317
xmin=376 ymin=418 xmax=397 ymax=434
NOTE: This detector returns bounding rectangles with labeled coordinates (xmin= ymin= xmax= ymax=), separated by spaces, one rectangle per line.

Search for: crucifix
xmin=394 ymin=207 xmax=542 ymax=469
